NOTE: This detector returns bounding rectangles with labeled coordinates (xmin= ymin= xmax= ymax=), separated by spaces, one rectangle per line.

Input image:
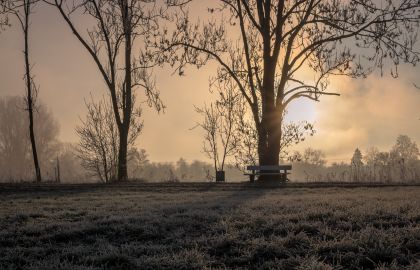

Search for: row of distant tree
xmin=289 ymin=136 xmax=420 ymax=183
xmin=1 ymin=95 xmax=419 ymax=183
xmin=0 ymin=96 xmax=60 ymax=182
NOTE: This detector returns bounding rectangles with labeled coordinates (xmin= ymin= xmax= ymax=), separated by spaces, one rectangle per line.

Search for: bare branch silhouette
xmin=153 ymin=0 xmax=420 ymax=177
xmin=1 ymin=0 xmax=42 ymax=182
xmin=76 ymin=94 xmax=143 ymax=182
xmin=50 ymin=0 xmax=170 ymax=180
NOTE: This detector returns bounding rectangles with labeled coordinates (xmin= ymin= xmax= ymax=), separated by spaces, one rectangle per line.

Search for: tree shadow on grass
xmin=0 ymin=182 xmax=277 ymax=269
xmin=3 ymin=183 xmax=419 ymax=269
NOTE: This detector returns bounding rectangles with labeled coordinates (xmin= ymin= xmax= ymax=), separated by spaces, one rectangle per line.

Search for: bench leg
xmin=250 ymin=175 xmax=255 ymax=182
xmin=280 ymin=173 xmax=286 ymax=182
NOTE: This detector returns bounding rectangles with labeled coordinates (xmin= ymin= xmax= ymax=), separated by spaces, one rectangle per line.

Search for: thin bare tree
xmin=49 ymin=0 xmax=169 ymax=181
xmin=155 ymin=0 xmax=420 ymax=178
xmin=76 ymin=94 xmax=143 ymax=182
xmin=1 ymin=0 xmax=42 ymax=182
xmin=195 ymin=80 xmax=239 ymax=177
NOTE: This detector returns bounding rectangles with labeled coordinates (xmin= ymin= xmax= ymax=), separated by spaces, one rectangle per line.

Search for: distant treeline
xmin=288 ymin=135 xmax=420 ymax=183
xmin=0 ymin=96 xmax=419 ymax=183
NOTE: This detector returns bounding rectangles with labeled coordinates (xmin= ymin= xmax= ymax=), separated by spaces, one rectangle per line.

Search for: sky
xmin=1 ymin=2 xmax=420 ymax=164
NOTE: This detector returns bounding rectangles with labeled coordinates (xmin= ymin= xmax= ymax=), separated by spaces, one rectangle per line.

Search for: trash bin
xmin=216 ymin=170 xmax=225 ymax=182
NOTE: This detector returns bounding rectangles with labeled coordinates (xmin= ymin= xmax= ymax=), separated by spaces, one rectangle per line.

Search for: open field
xmin=1 ymin=183 xmax=420 ymax=269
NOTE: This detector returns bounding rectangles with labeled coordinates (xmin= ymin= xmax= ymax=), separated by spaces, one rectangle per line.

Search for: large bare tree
xmin=50 ymin=0 xmax=169 ymax=180
xmin=1 ymin=0 xmax=42 ymax=182
xmin=156 ymin=0 xmax=420 ymax=176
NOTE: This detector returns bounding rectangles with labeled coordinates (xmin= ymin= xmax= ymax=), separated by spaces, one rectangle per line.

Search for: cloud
xmin=296 ymin=65 xmax=420 ymax=162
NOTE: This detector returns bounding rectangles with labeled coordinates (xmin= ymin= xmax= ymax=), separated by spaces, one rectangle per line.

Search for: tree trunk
xmin=28 ymin=107 xmax=41 ymax=182
xmin=257 ymin=55 xmax=283 ymax=180
xmin=117 ymin=0 xmax=131 ymax=182
xmin=24 ymin=0 xmax=41 ymax=183
xmin=102 ymin=151 xmax=109 ymax=183
xmin=117 ymin=126 xmax=129 ymax=181
xmin=55 ymin=157 xmax=61 ymax=183
xmin=258 ymin=117 xmax=282 ymax=181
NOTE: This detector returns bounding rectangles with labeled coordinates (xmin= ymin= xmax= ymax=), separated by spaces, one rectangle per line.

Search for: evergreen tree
xmin=351 ymin=148 xmax=363 ymax=182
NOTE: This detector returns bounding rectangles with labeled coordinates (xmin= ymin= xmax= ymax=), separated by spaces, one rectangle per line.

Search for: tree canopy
xmin=153 ymin=0 xmax=420 ymax=170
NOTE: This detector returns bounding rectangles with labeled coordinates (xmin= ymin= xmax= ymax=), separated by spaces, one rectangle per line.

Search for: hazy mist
xmin=1 ymin=2 xmax=419 ymax=165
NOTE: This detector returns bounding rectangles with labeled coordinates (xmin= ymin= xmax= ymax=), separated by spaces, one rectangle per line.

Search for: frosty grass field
xmin=0 ymin=183 xmax=419 ymax=269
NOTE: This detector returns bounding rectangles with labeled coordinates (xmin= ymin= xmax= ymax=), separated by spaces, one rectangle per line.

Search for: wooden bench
xmin=245 ymin=165 xmax=292 ymax=182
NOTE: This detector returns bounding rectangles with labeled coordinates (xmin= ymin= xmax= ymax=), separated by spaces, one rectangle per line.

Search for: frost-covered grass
xmin=0 ymin=184 xmax=419 ymax=269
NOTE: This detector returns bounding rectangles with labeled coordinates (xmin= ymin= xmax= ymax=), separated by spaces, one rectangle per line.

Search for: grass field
xmin=1 ymin=183 xmax=420 ymax=269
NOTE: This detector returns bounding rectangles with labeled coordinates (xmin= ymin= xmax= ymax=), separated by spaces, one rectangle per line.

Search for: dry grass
xmin=0 ymin=184 xmax=419 ymax=269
